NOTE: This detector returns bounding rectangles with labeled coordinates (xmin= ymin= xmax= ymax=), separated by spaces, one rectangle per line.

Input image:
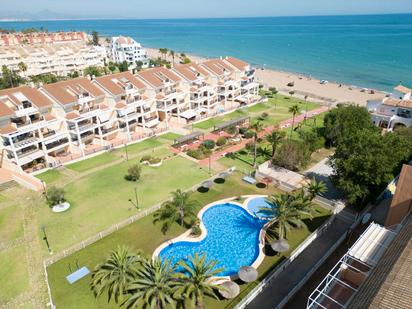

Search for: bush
xmin=244 ymin=130 xmax=254 ymax=139
xmin=149 ymin=157 xmax=161 ymax=164
xmin=216 ymin=136 xmax=227 ymax=146
xmin=273 ymin=140 xmax=311 ymax=171
xmin=260 ymin=112 xmax=269 ymax=120
xmin=239 ymin=127 xmax=248 ymax=135
xmin=269 ymin=87 xmax=277 ymax=93
xmin=187 ymin=149 xmax=204 ymax=160
xmin=245 ymin=141 xmax=254 ymax=152
xmin=299 ymin=129 xmax=325 ymax=152
xmin=46 ymin=186 xmax=65 ymax=207
xmin=202 ymin=139 xmax=215 ymax=149
xmin=125 ymin=164 xmax=141 ymax=181
xmin=140 ymin=155 xmax=152 ymax=163
xmin=199 ymin=145 xmax=212 ymax=157
xmin=225 ymin=126 xmax=237 ymax=135
xmin=191 ymin=225 xmax=202 ymax=236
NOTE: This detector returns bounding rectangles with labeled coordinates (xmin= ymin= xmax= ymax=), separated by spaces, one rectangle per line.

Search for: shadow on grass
xmin=197 ymin=187 xmax=209 ymax=193
xmin=263 ymin=244 xmax=277 ymax=257
xmin=303 ymin=215 xmax=331 ymax=233
xmin=256 ymin=182 xmax=267 ymax=189
xmin=214 ymin=178 xmax=225 ymax=184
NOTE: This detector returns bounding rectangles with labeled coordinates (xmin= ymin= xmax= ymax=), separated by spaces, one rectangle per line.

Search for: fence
xmin=234 ymin=213 xmax=337 ymax=309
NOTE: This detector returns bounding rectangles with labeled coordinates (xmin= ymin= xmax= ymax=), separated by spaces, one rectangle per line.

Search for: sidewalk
xmin=245 ymin=215 xmax=352 ymax=309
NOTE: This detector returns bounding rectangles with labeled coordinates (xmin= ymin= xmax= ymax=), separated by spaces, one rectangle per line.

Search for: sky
xmin=2 ymin=0 xmax=412 ymax=19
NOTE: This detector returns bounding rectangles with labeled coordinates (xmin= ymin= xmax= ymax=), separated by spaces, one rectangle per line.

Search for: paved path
xmin=246 ymin=213 xmax=353 ymax=309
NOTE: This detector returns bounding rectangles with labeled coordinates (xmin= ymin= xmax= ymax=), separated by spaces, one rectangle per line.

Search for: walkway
xmin=245 ymin=211 xmax=354 ymax=309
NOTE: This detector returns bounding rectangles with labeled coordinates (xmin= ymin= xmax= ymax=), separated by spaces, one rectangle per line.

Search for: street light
xmin=128 ymin=187 xmax=140 ymax=211
xmin=41 ymin=224 xmax=53 ymax=254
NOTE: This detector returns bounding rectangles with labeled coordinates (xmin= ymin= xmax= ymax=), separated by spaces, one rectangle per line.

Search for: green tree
xmin=260 ymin=193 xmax=312 ymax=241
xmin=169 ymin=50 xmax=175 ymax=65
xmin=118 ymin=61 xmax=129 ymax=72
xmin=174 ymin=254 xmax=223 ymax=309
xmin=159 ymin=48 xmax=168 ymax=60
xmin=125 ymin=164 xmax=141 ymax=182
xmin=108 ymin=62 xmax=117 ymax=74
xmin=265 ymin=129 xmax=285 ymax=160
xmin=46 ymin=186 xmax=65 ymax=206
xmin=395 ymin=126 xmax=412 ymax=144
xmin=299 ymin=129 xmax=325 ymax=152
xmin=273 ymin=139 xmax=311 ymax=171
xmin=153 ymin=189 xmax=197 ymax=233
xmin=323 ymin=105 xmax=374 ymax=146
xmin=84 ymin=66 xmax=102 ymax=77
xmin=250 ymin=120 xmax=264 ymax=168
xmin=17 ymin=62 xmax=28 ymax=77
xmin=183 ymin=57 xmax=191 ymax=64
xmin=305 ymin=178 xmax=327 ymax=200
xmin=135 ymin=60 xmax=143 ymax=71
xmin=124 ymin=258 xmax=176 ymax=309
xmin=0 ymin=65 xmax=24 ymax=89
xmin=92 ymin=31 xmax=99 ymax=46
xmin=288 ymin=104 xmax=300 ymax=138
xmin=91 ymin=247 xmax=141 ymax=303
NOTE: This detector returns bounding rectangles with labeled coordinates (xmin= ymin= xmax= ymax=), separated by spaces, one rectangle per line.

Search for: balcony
xmin=45 ymin=138 xmax=69 ymax=151
xmin=13 ymin=136 xmax=38 ymax=149
xmin=78 ymin=95 xmax=94 ymax=105
xmin=15 ymin=107 xmax=38 ymax=118
xmin=101 ymin=127 xmax=119 ymax=135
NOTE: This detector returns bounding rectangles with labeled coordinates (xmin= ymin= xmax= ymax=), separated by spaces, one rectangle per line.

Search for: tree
xmin=91 ymin=247 xmax=141 ymax=303
xmin=153 ymin=189 xmax=197 ymax=233
xmin=305 ymin=178 xmax=327 ymax=200
xmin=46 ymin=186 xmax=65 ymax=206
xmin=125 ymin=164 xmax=141 ymax=182
xmin=118 ymin=61 xmax=129 ymax=72
xmin=123 ymin=258 xmax=176 ymax=309
xmin=0 ymin=65 xmax=24 ymax=89
xmin=183 ymin=57 xmax=191 ymax=64
xmin=169 ymin=50 xmax=175 ymax=65
xmin=30 ymin=73 xmax=60 ymax=85
xmin=265 ymin=129 xmax=285 ymax=160
xmin=323 ymin=105 xmax=374 ymax=146
xmin=395 ymin=126 xmax=412 ymax=145
xmin=135 ymin=60 xmax=143 ymax=71
xmin=17 ymin=62 xmax=28 ymax=77
xmin=298 ymin=129 xmax=325 ymax=152
xmin=288 ymin=104 xmax=300 ymax=138
xmin=250 ymin=121 xmax=264 ymax=168
xmin=174 ymin=254 xmax=223 ymax=309
xmin=92 ymin=31 xmax=99 ymax=46
xmin=273 ymin=139 xmax=311 ymax=171
xmin=260 ymin=193 xmax=312 ymax=241
xmin=84 ymin=66 xmax=102 ymax=77
xmin=330 ymin=129 xmax=412 ymax=207
xmin=159 ymin=48 xmax=168 ymax=60
xmin=108 ymin=62 xmax=117 ymax=74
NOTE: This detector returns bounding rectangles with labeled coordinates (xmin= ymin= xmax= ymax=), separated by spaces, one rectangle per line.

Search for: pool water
xmin=159 ymin=203 xmax=266 ymax=276
xmin=247 ymin=197 xmax=274 ymax=218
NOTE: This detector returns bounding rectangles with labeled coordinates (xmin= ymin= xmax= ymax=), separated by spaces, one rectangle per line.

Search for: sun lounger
xmin=66 ymin=266 xmax=90 ymax=284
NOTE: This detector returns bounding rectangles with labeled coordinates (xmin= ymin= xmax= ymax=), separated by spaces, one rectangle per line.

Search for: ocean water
xmin=1 ymin=14 xmax=411 ymax=91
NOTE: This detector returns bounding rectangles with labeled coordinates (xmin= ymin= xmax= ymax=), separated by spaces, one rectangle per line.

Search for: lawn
xmin=35 ymin=169 xmax=64 ymax=184
xmin=0 ymin=204 xmax=24 ymax=243
xmin=65 ymin=152 xmax=119 ymax=173
xmin=37 ymin=156 xmax=210 ymax=253
xmin=193 ymin=95 xmax=320 ymax=131
xmin=46 ymin=174 xmax=331 ymax=309
xmin=0 ymin=246 xmax=30 ymax=302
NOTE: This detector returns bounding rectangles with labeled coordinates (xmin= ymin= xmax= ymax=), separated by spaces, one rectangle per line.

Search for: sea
xmin=1 ymin=14 xmax=412 ymax=92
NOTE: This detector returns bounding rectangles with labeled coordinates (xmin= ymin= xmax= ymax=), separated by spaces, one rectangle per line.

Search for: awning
xmin=180 ymin=110 xmax=197 ymax=119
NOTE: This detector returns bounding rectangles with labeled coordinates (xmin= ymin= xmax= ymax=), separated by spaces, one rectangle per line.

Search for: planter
xmin=52 ymin=202 xmax=71 ymax=213
xmin=148 ymin=160 xmax=163 ymax=167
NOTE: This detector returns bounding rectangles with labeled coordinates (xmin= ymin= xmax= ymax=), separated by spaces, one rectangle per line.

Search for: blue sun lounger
xmin=66 ymin=266 xmax=90 ymax=284
xmin=242 ymin=175 xmax=257 ymax=184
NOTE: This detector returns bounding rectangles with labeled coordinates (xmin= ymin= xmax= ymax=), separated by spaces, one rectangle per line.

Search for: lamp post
xmin=124 ymin=143 xmax=129 ymax=162
xmin=41 ymin=224 xmax=53 ymax=254
xmin=128 ymin=187 xmax=140 ymax=211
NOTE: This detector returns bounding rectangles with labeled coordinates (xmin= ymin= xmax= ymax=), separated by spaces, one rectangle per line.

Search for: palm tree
xmin=305 ymin=177 xmax=327 ymax=201
xmin=265 ymin=129 xmax=285 ymax=160
xmin=123 ymin=258 xmax=176 ymax=309
xmin=288 ymin=104 xmax=300 ymax=138
xmin=17 ymin=61 xmax=27 ymax=78
xmin=250 ymin=120 xmax=264 ymax=168
xmin=90 ymin=246 xmax=142 ymax=303
xmin=174 ymin=253 xmax=223 ymax=309
xmin=260 ymin=193 xmax=312 ymax=241
xmin=169 ymin=50 xmax=175 ymax=65
xmin=159 ymin=48 xmax=168 ymax=60
xmin=153 ymin=189 xmax=197 ymax=233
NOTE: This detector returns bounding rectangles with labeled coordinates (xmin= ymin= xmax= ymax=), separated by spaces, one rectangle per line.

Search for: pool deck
xmin=152 ymin=195 xmax=268 ymax=282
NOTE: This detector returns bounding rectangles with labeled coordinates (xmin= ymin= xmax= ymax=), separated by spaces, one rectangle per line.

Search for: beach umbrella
xmin=271 ymin=238 xmax=290 ymax=253
xmin=219 ymin=281 xmax=240 ymax=299
xmin=219 ymin=171 xmax=231 ymax=179
xmin=201 ymin=180 xmax=214 ymax=189
xmin=238 ymin=266 xmax=258 ymax=283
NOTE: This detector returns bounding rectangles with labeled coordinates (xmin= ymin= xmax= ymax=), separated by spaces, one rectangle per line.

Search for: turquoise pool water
xmin=159 ymin=203 xmax=266 ymax=276
xmin=247 ymin=197 xmax=274 ymax=219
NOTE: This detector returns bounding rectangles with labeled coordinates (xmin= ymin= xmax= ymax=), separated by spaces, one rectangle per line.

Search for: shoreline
xmin=146 ymin=47 xmax=386 ymax=106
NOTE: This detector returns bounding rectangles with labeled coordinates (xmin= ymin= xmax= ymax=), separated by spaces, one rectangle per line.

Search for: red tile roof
xmin=95 ymin=72 xmax=146 ymax=96
xmin=173 ymin=63 xmax=210 ymax=81
xmin=137 ymin=67 xmax=181 ymax=88
xmin=394 ymin=85 xmax=412 ymax=94
xmin=201 ymin=59 xmax=236 ymax=76
xmin=225 ymin=57 xmax=249 ymax=71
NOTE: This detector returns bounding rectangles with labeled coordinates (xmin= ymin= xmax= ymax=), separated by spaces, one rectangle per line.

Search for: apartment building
xmin=41 ymin=77 xmax=119 ymax=155
xmin=224 ymin=57 xmax=259 ymax=100
xmin=137 ymin=67 xmax=190 ymax=125
xmin=367 ymin=84 xmax=412 ymax=130
xmin=94 ymin=72 xmax=159 ymax=141
xmin=0 ymin=31 xmax=88 ymax=47
xmin=0 ymin=86 xmax=69 ymax=172
xmin=173 ymin=63 xmax=219 ymax=116
xmin=110 ymin=36 xmax=149 ymax=69
xmin=0 ymin=41 xmax=106 ymax=78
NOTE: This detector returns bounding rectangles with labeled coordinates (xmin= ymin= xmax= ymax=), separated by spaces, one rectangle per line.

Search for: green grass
xmin=0 ymin=194 xmax=7 ymax=202
xmin=36 ymin=169 xmax=64 ymax=185
xmin=37 ymin=156 xmax=210 ymax=252
xmin=66 ymin=152 xmax=119 ymax=173
xmin=0 ymin=246 xmax=29 ymax=302
xmin=46 ymin=175 xmax=331 ymax=309
xmin=0 ymin=205 xmax=24 ymax=243
xmin=158 ymin=132 xmax=182 ymax=141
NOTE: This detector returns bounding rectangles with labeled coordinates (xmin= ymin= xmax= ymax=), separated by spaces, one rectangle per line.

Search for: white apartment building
xmin=110 ymin=36 xmax=149 ymax=69
xmin=94 ymin=72 xmax=159 ymax=141
xmin=0 ymin=31 xmax=88 ymax=47
xmin=0 ymin=86 xmax=70 ymax=172
xmin=0 ymin=41 xmax=106 ymax=78
xmin=137 ymin=67 xmax=190 ymax=125
xmin=224 ymin=57 xmax=260 ymax=100
xmin=41 ymin=77 xmax=119 ymax=155
xmin=367 ymin=85 xmax=412 ymax=130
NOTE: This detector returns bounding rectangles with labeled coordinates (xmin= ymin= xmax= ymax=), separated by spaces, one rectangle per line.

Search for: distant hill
xmin=0 ymin=10 xmax=119 ymax=21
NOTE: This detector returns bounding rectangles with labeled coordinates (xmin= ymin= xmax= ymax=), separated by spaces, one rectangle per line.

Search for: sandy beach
xmin=146 ymin=47 xmax=386 ymax=106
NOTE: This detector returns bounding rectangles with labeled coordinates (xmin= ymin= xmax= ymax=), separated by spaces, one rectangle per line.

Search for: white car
xmin=320 ymin=80 xmax=329 ymax=84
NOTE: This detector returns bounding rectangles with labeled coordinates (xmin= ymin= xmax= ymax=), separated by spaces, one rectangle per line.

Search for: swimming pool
xmin=246 ymin=196 xmax=274 ymax=219
xmin=158 ymin=203 xmax=267 ymax=276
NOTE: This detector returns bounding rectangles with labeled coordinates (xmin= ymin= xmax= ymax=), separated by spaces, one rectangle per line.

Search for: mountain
xmin=0 ymin=10 xmax=119 ymax=21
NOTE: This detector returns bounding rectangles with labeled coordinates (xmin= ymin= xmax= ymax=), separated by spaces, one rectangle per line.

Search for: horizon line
xmin=1 ymin=12 xmax=412 ymax=23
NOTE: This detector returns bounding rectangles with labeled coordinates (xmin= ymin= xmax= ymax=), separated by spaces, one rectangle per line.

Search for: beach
xmin=146 ymin=47 xmax=386 ymax=106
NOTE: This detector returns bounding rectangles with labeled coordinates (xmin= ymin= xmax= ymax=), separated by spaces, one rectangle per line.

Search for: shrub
xmin=140 ymin=155 xmax=152 ymax=163
xmin=216 ymin=136 xmax=227 ymax=146
xmin=225 ymin=126 xmax=237 ymax=135
xmin=187 ymin=149 xmax=204 ymax=160
xmin=244 ymin=130 xmax=254 ymax=139
xmin=245 ymin=141 xmax=254 ymax=152
xmin=269 ymin=87 xmax=277 ymax=93
xmin=200 ymin=145 xmax=212 ymax=157
xmin=46 ymin=186 xmax=65 ymax=207
xmin=149 ymin=157 xmax=162 ymax=164
xmin=261 ymin=112 xmax=269 ymax=119
xmin=202 ymin=139 xmax=215 ymax=150
xmin=191 ymin=225 xmax=202 ymax=236
xmin=273 ymin=140 xmax=311 ymax=171
xmin=239 ymin=127 xmax=248 ymax=135
xmin=125 ymin=164 xmax=141 ymax=181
